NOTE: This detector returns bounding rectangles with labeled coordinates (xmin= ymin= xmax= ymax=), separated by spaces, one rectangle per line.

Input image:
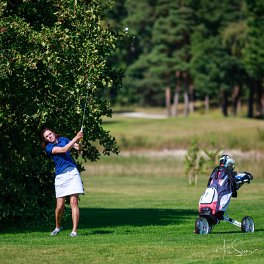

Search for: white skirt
xmin=55 ymin=167 xmax=84 ymax=198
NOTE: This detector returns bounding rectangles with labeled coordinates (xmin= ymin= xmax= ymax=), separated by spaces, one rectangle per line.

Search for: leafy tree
xmin=123 ymin=54 xmax=164 ymax=106
xmin=170 ymin=1 xmax=195 ymax=116
xmin=0 ymin=0 xmax=122 ymax=223
xmin=122 ymin=0 xmax=195 ymax=115
xmin=113 ymin=0 xmax=157 ymax=105
xmin=222 ymin=19 xmax=248 ymax=116
xmin=104 ymin=0 xmax=263 ymax=118
xmin=191 ymin=34 xmax=234 ymax=116
xmin=243 ymin=0 xmax=264 ymax=118
xmin=123 ymin=0 xmax=157 ymax=55
xmin=191 ymin=0 xmax=247 ymax=116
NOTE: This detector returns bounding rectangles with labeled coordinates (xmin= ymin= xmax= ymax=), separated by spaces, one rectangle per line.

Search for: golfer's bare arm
xmin=52 ymin=132 xmax=83 ymax=154
xmin=73 ymin=143 xmax=80 ymax=151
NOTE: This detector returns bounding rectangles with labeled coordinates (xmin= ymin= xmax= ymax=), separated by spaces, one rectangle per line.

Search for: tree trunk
xmin=183 ymin=72 xmax=189 ymax=117
xmin=205 ymin=95 xmax=210 ymax=113
xmin=247 ymin=80 xmax=255 ymax=118
xmin=165 ymin=87 xmax=171 ymax=117
xmin=183 ymin=91 xmax=189 ymax=116
xmin=172 ymin=71 xmax=181 ymax=117
xmin=172 ymin=87 xmax=180 ymax=117
xmin=237 ymin=98 xmax=241 ymax=114
xmin=221 ymin=90 xmax=228 ymax=117
xmin=261 ymin=94 xmax=264 ymax=116
xmin=256 ymin=81 xmax=263 ymax=118
xmin=232 ymin=85 xmax=240 ymax=116
xmin=189 ymin=83 xmax=194 ymax=114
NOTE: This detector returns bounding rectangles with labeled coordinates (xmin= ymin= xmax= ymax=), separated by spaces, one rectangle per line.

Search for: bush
xmin=0 ymin=0 xmax=122 ymax=223
xmin=184 ymin=140 xmax=222 ymax=185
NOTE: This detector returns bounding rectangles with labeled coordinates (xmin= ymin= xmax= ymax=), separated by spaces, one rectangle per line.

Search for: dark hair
xmin=41 ymin=128 xmax=60 ymax=149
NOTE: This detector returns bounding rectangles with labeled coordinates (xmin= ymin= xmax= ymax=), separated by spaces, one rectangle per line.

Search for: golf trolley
xmin=195 ymin=172 xmax=254 ymax=234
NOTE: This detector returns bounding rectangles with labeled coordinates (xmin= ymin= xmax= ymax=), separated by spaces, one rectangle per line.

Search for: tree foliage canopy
xmin=0 ymin=0 xmax=122 ymax=222
xmin=109 ymin=0 xmax=264 ymax=117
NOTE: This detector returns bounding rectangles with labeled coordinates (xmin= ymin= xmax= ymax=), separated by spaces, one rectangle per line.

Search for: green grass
xmin=103 ymin=112 xmax=264 ymax=151
xmin=1 ymin=111 xmax=264 ymax=263
xmin=1 ymin=156 xmax=263 ymax=264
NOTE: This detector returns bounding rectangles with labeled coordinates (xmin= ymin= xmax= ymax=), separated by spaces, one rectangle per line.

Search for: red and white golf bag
xmin=198 ymin=166 xmax=252 ymax=225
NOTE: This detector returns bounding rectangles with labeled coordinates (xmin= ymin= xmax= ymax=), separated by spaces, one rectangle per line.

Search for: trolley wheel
xmin=195 ymin=217 xmax=210 ymax=234
xmin=241 ymin=216 xmax=255 ymax=233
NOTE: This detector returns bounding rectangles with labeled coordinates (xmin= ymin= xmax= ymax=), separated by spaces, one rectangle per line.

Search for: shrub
xmin=0 ymin=0 xmax=122 ymax=223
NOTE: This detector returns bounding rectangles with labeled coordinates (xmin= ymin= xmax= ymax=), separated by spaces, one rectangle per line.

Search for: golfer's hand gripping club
xmin=79 ymin=127 xmax=84 ymax=145
xmin=76 ymin=130 xmax=84 ymax=152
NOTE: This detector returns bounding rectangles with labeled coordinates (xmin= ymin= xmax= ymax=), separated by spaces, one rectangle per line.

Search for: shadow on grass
xmin=78 ymin=208 xmax=196 ymax=229
xmin=2 ymin=208 xmax=197 ymax=234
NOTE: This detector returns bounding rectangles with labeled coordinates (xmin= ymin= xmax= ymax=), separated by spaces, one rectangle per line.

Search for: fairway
xmin=1 ymin=155 xmax=263 ymax=264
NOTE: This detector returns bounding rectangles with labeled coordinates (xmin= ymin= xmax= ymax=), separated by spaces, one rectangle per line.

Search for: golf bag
xmin=195 ymin=167 xmax=254 ymax=234
xmin=199 ymin=166 xmax=237 ymax=223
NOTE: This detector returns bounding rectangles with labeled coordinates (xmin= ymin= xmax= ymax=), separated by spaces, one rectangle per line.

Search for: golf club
xmin=80 ymin=82 xmax=90 ymax=132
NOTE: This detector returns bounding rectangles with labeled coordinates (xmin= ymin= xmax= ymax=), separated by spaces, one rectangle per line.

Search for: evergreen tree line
xmin=107 ymin=0 xmax=264 ymax=118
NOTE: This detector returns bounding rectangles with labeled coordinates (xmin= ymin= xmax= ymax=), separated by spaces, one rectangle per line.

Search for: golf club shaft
xmin=80 ymin=83 xmax=90 ymax=132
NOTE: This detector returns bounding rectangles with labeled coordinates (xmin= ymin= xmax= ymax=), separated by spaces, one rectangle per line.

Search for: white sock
xmin=71 ymin=231 xmax=77 ymax=235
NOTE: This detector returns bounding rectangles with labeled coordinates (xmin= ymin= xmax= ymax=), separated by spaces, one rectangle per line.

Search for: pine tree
xmin=243 ymin=0 xmax=264 ymax=118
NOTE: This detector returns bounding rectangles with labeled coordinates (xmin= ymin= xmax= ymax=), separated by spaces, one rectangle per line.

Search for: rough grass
xmin=103 ymin=112 xmax=264 ymax=151
xmin=1 ymin=156 xmax=263 ymax=264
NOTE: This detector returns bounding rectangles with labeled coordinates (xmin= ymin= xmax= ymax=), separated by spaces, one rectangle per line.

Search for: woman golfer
xmin=41 ymin=128 xmax=84 ymax=237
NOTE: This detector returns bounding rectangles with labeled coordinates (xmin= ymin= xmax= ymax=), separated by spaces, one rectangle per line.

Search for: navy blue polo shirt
xmin=45 ymin=137 xmax=77 ymax=175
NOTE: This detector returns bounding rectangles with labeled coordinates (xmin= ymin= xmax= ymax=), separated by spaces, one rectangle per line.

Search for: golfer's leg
xmin=70 ymin=194 xmax=79 ymax=232
xmin=56 ymin=197 xmax=65 ymax=228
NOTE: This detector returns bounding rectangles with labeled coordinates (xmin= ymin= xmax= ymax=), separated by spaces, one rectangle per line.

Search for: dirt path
xmin=117 ymin=112 xmax=167 ymax=119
